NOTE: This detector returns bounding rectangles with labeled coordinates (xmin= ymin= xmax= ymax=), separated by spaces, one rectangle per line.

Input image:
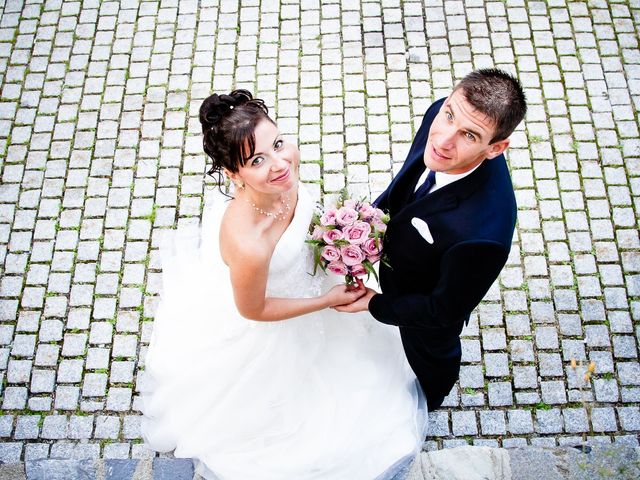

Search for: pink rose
xmin=362 ymin=237 xmax=381 ymax=256
xmin=340 ymin=244 xmax=365 ymax=266
xmin=342 ymin=221 xmax=372 ymax=245
xmin=335 ymin=206 xmax=359 ymax=226
xmin=321 ymin=245 xmax=341 ymax=262
xmin=374 ymin=208 xmax=386 ymax=219
xmin=350 ymin=263 xmax=367 ymax=277
xmin=311 ymin=225 xmax=325 ymax=240
xmin=358 ymin=203 xmax=377 ymax=219
xmin=320 ymin=208 xmax=337 ymax=226
xmin=322 ymin=229 xmax=343 ymax=245
xmin=366 ymin=253 xmax=381 ymax=264
xmin=327 ymin=261 xmax=348 ymax=275
xmin=343 ymin=199 xmax=358 ymax=209
xmin=372 ymin=218 xmax=387 ymax=233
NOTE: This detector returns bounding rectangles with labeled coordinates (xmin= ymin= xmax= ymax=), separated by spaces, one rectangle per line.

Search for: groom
xmin=338 ymin=69 xmax=527 ymax=411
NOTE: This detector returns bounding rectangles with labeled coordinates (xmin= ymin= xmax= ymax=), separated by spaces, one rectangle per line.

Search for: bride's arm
xmin=227 ymin=245 xmax=363 ymax=322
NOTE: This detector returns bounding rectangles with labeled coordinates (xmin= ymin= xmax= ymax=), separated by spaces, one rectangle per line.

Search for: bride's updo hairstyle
xmin=199 ymin=90 xmax=274 ymax=179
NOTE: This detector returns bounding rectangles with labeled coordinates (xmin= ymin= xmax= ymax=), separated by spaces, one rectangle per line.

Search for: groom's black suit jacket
xmin=369 ymin=98 xmax=517 ymax=405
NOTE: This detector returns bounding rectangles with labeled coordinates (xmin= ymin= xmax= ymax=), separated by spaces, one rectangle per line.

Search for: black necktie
xmin=412 ymin=170 xmax=437 ymax=201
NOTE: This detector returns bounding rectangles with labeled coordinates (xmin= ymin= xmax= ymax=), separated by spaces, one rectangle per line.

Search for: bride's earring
xmin=236 ymin=181 xmax=245 ymax=190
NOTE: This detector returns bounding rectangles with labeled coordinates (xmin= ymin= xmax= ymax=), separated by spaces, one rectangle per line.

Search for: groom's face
xmin=423 ymin=89 xmax=509 ymax=175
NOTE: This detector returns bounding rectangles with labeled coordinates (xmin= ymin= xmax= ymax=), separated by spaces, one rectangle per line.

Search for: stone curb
xmin=0 ymin=458 xmax=193 ymax=480
xmin=406 ymin=445 xmax=640 ymax=480
xmin=0 ymin=446 xmax=638 ymax=480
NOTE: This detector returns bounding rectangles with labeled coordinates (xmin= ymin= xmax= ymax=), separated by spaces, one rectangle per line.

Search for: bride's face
xmin=235 ymin=119 xmax=299 ymax=194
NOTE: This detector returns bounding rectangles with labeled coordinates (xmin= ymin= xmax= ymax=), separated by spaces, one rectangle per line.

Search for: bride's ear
xmin=224 ymin=169 xmax=245 ymax=191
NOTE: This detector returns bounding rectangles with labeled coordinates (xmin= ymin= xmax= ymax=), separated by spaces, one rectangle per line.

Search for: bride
xmin=140 ymin=90 xmax=428 ymax=479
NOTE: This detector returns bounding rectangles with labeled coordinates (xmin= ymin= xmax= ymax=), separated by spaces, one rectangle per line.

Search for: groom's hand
xmin=334 ymin=279 xmax=377 ymax=313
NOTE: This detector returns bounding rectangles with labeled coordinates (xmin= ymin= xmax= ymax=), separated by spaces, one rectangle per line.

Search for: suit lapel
xmin=390 ymin=158 xmax=494 ymax=223
xmin=388 ymin=158 xmax=425 ymax=214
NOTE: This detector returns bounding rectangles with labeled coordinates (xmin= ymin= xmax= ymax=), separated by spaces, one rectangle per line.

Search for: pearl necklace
xmin=246 ymin=194 xmax=291 ymax=221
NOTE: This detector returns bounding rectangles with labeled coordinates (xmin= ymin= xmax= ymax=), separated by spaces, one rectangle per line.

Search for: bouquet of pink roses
xmin=307 ymin=197 xmax=389 ymax=286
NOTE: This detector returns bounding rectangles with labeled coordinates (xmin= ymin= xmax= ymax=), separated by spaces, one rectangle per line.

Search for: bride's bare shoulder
xmin=219 ymin=201 xmax=269 ymax=267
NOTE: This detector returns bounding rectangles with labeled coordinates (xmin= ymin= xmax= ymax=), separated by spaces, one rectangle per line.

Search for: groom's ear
xmin=485 ymin=138 xmax=509 ymax=160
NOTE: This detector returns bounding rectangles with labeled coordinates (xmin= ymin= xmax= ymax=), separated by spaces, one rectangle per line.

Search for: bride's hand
xmin=323 ymin=282 xmax=366 ymax=307
xmin=330 ymin=278 xmax=376 ymax=313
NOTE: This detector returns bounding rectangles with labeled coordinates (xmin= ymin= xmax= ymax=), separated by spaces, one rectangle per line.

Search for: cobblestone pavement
xmin=0 ymin=0 xmax=638 ymax=465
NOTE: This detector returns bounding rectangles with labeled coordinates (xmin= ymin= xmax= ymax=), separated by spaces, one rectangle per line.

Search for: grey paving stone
xmin=0 ymin=443 xmax=22 ymax=463
xmin=38 ymin=320 xmax=63 ymax=342
xmin=531 ymin=437 xmax=556 ymax=448
xmin=510 ymin=339 xmax=535 ymax=363
xmin=617 ymin=362 xmax=640 ymax=385
xmin=617 ymin=406 xmax=640 ymax=432
xmin=513 ymin=366 xmax=538 ymax=389
xmin=62 ymin=334 xmax=88 ymax=357
xmin=535 ymin=409 xmax=563 ymax=434
xmin=40 ymin=415 xmax=67 ymax=440
xmin=110 ymin=361 xmax=135 ymax=383
xmin=479 ymin=411 xmax=506 ymax=435
xmin=534 ymin=326 xmax=559 ymax=349
xmin=460 ymin=339 xmax=481 ymax=363
xmin=14 ymin=415 xmax=40 ymax=440
xmin=541 ymin=381 xmax=568 ymax=404
xmin=488 ymin=382 xmax=513 ymax=406
xmin=94 ymin=415 xmax=120 ymax=439
xmin=82 ymin=374 xmax=107 ymax=397
xmin=539 ymin=353 xmax=563 ymax=377
xmin=562 ymin=408 xmax=589 ymax=433
xmin=27 ymin=397 xmax=51 ymax=412
xmin=459 ymin=365 xmax=484 ymax=389
xmin=484 ymin=353 xmax=509 ymax=378
xmin=106 ymin=388 xmax=132 ymax=412
xmin=152 ymin=458 xmax=194 ymax=480
xmin=24 ymin=443 xmax=50 ymax=461
xmin=2 ymin=387 xmax=28 ymax=409
xmin=612 ymin=336 xmax=637 ymax=359
xmin=0 ymin=415 xmax=14 ymax=438
xmin=123 ymin=416 xmax=142 ymax=440
xmin=7 ymin=359 xmax=32 ymax=383
xmin=591 ymin=407 xmax=618 ymax=433
xmin=481 ymin=328 xmax=507 ymax=350
xmin=508 ymin=410 xmax=534 ymax=434
xmin=104 ymin=459 xmax=138 ymax=479
xmin=68 ymin=416 xmax=93 ymax=440
xmin=57 ymin=359 xmax=84 ymax=383
xmin=561 ymin=339 xmax=586 ymax=362
xmin=30 ymin=369 xmax=55 ymax=393
xmin=103 ymin=444 xmax=130 ymax=460
xmin=11 ymin=334 xmax=36 ymax=357
xmin=502 ymin=438 xmax=528 ymax=449
xmin=594 ymin=379 xmax=620 ymax=402
xmin=131 ymin=444 xmax=155 ymax=460
xmin=25 ymin=459 xmax=96 ymax=480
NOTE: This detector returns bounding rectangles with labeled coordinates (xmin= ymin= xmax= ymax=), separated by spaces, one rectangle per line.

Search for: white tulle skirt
xmin=140 ymin=188 xmax=427 ymax=480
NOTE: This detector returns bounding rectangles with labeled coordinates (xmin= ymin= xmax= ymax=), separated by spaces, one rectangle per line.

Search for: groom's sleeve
xmin=369 ymin=240 xmax=509 ymax=329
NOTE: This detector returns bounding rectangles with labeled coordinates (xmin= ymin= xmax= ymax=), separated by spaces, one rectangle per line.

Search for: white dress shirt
xmin=413 ymin=161 xmax=484 ymax=194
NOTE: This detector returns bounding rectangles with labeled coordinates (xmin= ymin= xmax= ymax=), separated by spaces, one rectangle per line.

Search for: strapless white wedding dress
xmin=140 ymin=185 xmax=428 ymax=480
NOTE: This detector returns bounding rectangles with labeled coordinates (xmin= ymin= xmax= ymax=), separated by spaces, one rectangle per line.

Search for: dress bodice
xmin=142 ymin=184 xmax=427 ymax=480
xmin=266 ymin=186 xmax=325 ymax=298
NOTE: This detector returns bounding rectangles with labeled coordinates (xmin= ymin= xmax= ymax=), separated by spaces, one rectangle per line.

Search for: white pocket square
xmin=411 ymin=217 xmax=434 ymax=244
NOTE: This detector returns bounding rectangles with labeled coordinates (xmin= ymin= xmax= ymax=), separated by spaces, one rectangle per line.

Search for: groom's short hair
xmin=454 ymin=69 xmax=527 ymax=144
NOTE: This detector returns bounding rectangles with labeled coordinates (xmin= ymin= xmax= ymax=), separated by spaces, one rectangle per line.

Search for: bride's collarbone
xmin=220 ymin=208 xmax=291 ymax=263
